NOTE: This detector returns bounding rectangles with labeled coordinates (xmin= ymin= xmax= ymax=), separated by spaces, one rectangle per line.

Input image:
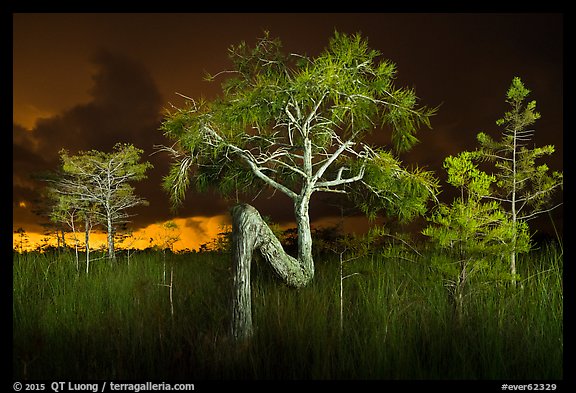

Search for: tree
xmin=160 ymin=31 xmax=438 ymax=340
xmin=473 ymin=77 xmax=563 ymax=280
xmin=423 ymin=152 xmax=530 ymax=321
xmin=32 ymin=171 xmax=97 ymax=273
xmin=57 ymin=143 xmax=152 ymax=261
xmin=14 ymin=227 xmax=30 ymax=253
xmin=154 ymin=220 xmax=181 ymax=284
xmin=29 ymin=184 xmax=69 ymax=252
xmin=49 ymin=188 xmax=87 ymax=271
xmin=115 ymin=224 xmax=144 ymax=265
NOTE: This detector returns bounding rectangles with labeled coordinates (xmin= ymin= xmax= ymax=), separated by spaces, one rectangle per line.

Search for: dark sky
xmin=12 ymin=13 xmax=564 ymax=249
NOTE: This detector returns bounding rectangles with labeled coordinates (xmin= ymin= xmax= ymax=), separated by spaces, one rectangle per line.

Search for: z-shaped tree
xmin=160 ymin=32 xmax=438 ymax=340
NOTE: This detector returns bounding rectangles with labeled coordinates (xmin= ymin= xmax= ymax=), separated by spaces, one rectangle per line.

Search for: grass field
xmin=12 ymin=243 xmax=563 ymax=380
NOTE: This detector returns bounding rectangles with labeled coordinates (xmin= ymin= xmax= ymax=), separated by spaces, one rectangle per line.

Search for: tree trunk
xmin=510 ymin=247 xmax=517 ymax=282
xmin=230 ymin=202 xmax=314 ymax=341
xmin=69 ymin=220 xmax=79 ymax=272
xmin=455 ymin=258 xmax=468 ymax=325
xmin=107 ymin=214 xmax=115 ymax=262
xmin=61 ymin=229 xmax=67 ymax=249
xmin=85 ymin=218 xmax=90 ymax=274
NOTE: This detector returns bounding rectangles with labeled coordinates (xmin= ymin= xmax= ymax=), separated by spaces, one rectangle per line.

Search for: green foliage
xmin=61 ymin=143 xmax=151 ymax=181
xmin=425 ymin=200 xmax=529 ymax=265
xmin=444 ymin=151 xmax=494 ymax=197
xmin=474 ymin=77 xmax=563 ymax=218
xmin=348 ymin=149 xmax=439 ymax=222
xmin=472 ymin=77 xmax=563 ymax=280
xmin=496 ymin=76 xmax=540 ymax=127
xmin=161 ymin=32 xmax=440 ymax=340
xmin=59 ymin=143 xmax=152 ymax=194
xmin=48 ymin=144 xmax=152 ymax=259
xmin=160 ymin=31 xmax=437 ymax=214
xmin=56 ymin=144 xmax=152 ymax=221
xmin=423 ymin=152 xmax=531 ymax=310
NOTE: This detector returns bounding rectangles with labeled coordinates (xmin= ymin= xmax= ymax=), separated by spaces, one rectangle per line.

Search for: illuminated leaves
xmin=444 ymin=152 xmax=495 ymax=197
xmin=348 ymin=149 xmax=438 ymax=222
xmin=423 ymin=151 xmax=530 ymax=290
xmin=160 ymin=31 xmax=436 ymax=210
xmin=425 ymin=77 xmax=562 ymax=292
xmin=475 ymin=77 xmax=563 ymax=221
xmin=52 ymin=144 xmax=152 ymax=257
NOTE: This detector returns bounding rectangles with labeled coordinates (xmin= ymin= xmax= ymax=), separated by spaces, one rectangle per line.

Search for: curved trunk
xmin=231 ymin=201 xmax=314 ymax=341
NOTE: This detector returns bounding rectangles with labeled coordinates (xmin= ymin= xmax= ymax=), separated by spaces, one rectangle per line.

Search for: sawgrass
xmin=12 ymin=243 xmax=563 ymax=380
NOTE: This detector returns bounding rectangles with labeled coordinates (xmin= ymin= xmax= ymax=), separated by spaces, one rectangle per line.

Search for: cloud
xmin=13 ymin=49 xmax=164 ymax=162
xmin=184 ymin=217 xmax=210 ymax=239
xmin=12 ymin=46 xmax=239 ymax=241
xmin=13 ymin=50 xmax=167 ymax=229
xmin=34 ymin=49 xmax=164 ymax=155
xmin=13 ymin=48 xmax=242 ymax=233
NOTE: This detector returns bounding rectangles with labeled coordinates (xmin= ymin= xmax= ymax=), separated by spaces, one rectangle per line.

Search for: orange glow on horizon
xmin=13 ymin=214 xmax=374 ymax=254
xmin=13 ymin=215 xmax=231 ymax=253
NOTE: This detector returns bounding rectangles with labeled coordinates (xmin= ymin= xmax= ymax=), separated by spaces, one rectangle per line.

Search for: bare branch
xmin=315 ymin=166 xmax=365 ymax=189
xmin=315 ymin=187 xmax=347 ymax=194
xmin=518 ymin=202 xmax=563 ymax=221
xmin=311 ymin=140 xmax=355 ymax=185
xmin=198 ymin=123 xmax=299 ymax=200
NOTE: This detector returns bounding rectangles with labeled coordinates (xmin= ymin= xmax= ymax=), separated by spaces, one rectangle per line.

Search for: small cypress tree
xmin=473 ymin=77 xmax=563 ymax=281
xmin=55 ymin=143 xmax=152 ymax=262
xmin=423 ymin=152 xmax=530 ymax=320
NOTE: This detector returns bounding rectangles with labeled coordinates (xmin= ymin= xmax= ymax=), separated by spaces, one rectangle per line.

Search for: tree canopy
xmin=160 ymin=31 xmax=438 ymax=221
xmin=51 ymin=143 xmax=152 ymax=261
xmin=160 ymin=31 xmax=440 ymax=340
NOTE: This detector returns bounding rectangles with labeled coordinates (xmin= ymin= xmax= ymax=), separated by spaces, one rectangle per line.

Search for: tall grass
xmin=13 ymin=244 xmax=562 ymax=380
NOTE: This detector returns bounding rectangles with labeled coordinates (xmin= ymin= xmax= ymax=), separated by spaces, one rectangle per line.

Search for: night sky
xmin=12 ymin=13 xmax=564 ymax=251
